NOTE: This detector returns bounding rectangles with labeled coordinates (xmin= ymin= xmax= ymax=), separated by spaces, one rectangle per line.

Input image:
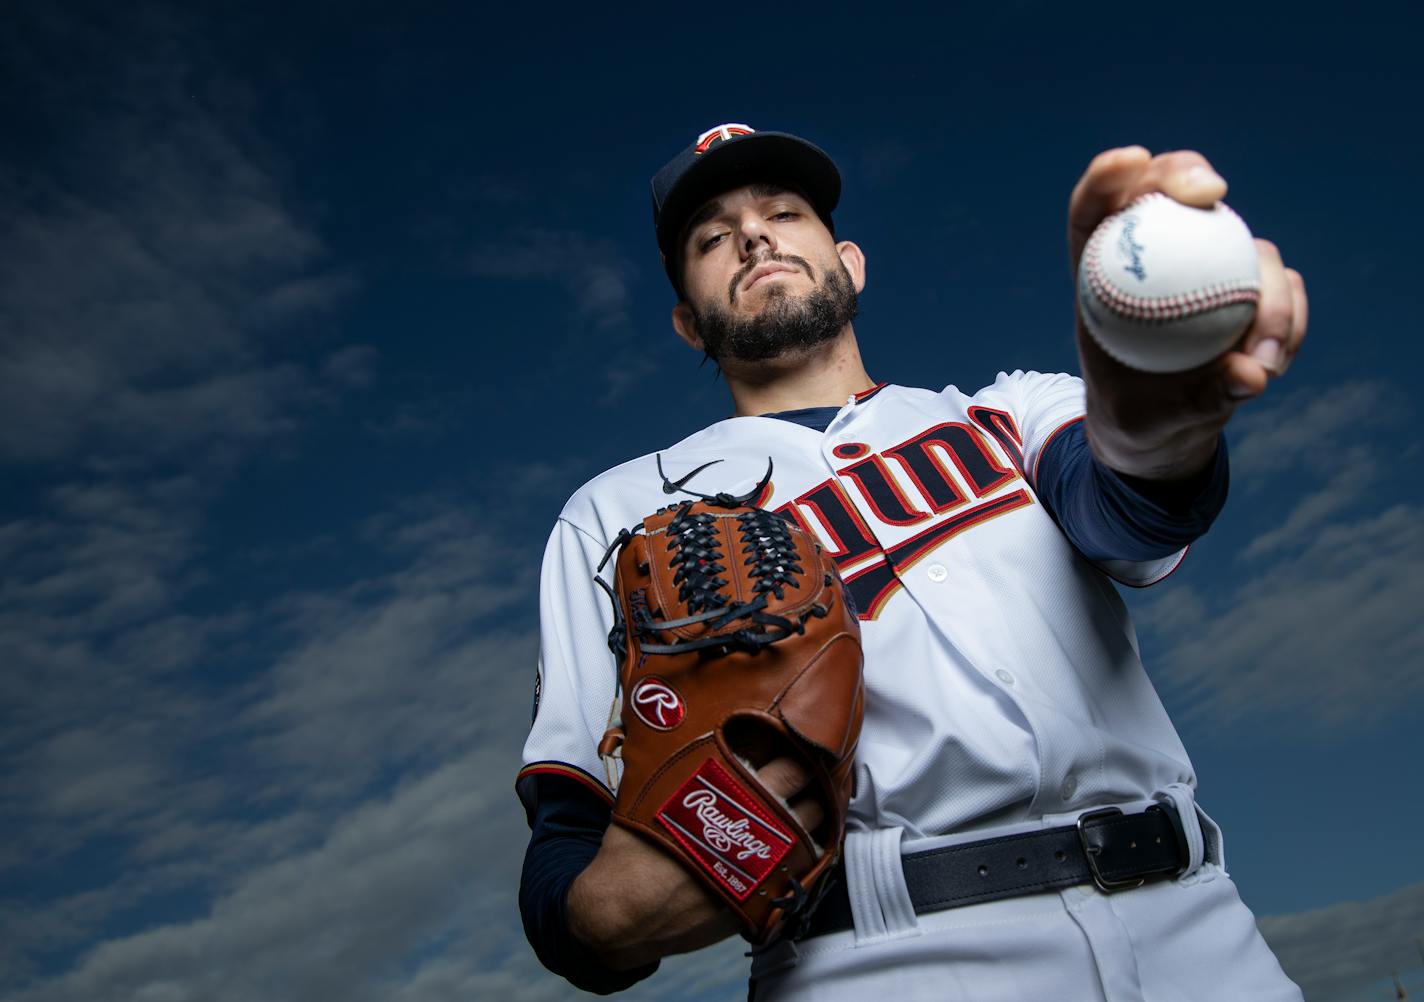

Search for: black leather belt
xmin=800 ymin=806 xmax=1188 ymax=940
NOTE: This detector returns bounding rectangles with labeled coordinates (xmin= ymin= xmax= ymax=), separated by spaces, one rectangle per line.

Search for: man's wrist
xmin=1083 ymin=413 xmax=1223 ymax=483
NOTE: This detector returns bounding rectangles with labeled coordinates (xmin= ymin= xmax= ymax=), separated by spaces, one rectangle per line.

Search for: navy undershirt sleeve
xmin=1035 ymin=421 xmax=1230 ymax=562
xmin=518 ymin=774 xmax=658 ymax=994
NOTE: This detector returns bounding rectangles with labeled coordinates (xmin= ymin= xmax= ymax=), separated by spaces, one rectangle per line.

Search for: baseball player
xmin=517 ymin=124 xmax=1308 ymax=1000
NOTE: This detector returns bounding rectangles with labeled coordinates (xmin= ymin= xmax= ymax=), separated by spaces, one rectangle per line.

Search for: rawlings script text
xmin=1118 ymin=213 xmax=1147 ymax=281
xmin=682 ymin=789 xmax=774 ymax=861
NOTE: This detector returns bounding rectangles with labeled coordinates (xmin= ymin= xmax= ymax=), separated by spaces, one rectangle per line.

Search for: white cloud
xmin=5 ymin=753 xmax=501 ymax=1002
xmin=1138 ymin=503 xmax=1424 ymax=727
xmin=464 ymin=226 xmax=663 ymax=404
xmin=597 ymin=344 xmax=667 ymax=407
xmin=467 ymin=227 xmax=637 ymax=333
xmin=0 ymin=479 xmax=222 ymax=862
xmin=0 ymin=449 xmax=767 ymax=1002
xmin=1130 ymin=381 xmax=1424 ymax=728
xmin=858 ymin=140 xmax=915 ymax=188
xmin=5 ymin=740 xmax=754 ymax=1002
xmin=0 ymin=5 xmax=362 ymax=469
xmin=0 ymin=465 xmax=748 ymax=999
xmin=1227 ymin=381 xmax=1406 ymax=559
xmin=321 ymin=344 xmax=380 ymax=389
xmin=0 ymin=11 xmax=384 ymax=983
xmin=1259 ymin=881 xmax=1424 ymax=1002
xmin=1238 ymin=445 xmax=1377 ymax=560
xmin=0 ymin=478 xmax=553 ymax=992
xmin=1229 ymin=382 xmax=1398 ymax=482
xmin=0 ymin=478 xmax=201 ymax=628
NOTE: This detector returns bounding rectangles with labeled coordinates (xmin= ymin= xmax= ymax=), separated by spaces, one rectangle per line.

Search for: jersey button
xmin=1060 ymin=774 xmax=1078 ymax=800
xmin=995 ymin=668 xmax=1015 ymax=685
xmin=926 ymin=563 xmax=948 ymax=583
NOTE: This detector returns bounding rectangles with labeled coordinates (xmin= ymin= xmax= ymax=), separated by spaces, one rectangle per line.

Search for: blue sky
xmin=2 ymin=3 xmax=1422 ymax=1000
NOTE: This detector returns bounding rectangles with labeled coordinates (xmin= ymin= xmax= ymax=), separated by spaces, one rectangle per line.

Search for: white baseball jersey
xmin=520 ymin=371 xmax=1300 ymax=1001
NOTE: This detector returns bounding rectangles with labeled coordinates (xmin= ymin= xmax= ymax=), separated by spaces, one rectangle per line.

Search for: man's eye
xmin=700 ymin=233 xmax=726 ymax=252
xmin=772 ymin=210 xmax=798 ymax=220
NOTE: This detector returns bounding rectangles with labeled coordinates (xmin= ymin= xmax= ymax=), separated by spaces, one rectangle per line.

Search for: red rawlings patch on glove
xmin=655 ymin=758 xmax=795 ymax=901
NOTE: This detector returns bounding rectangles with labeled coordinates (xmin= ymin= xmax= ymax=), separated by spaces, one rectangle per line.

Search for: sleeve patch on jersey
xmin=655 ymin=758 xmax=795 ymax=902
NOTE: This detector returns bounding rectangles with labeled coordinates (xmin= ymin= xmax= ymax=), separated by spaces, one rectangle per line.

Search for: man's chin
xmin=710 ymin=331 xmax=846 ymax=368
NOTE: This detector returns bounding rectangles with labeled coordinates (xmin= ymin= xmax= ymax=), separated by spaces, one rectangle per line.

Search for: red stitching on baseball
xmin=1083 ymin=193 xmax=1260 ymax=324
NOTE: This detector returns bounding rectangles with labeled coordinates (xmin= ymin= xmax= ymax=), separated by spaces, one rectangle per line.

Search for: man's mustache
xmin=729 ymin=253 xmax=816 ymax=304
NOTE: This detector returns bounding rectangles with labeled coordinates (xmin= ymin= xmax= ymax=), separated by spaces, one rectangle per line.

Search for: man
xmin=517 ymin=124 xmax=1307 ymax=999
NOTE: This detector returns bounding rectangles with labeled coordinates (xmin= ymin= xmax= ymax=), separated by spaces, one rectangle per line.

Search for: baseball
xmin=1078 ymin=192 xmax=1261 ymax=373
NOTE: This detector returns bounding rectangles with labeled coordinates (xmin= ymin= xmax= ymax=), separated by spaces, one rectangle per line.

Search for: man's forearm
xmin=519 ymin=774 xmax=660 ymax=993
xmin=1034 ymin=420 xmax=1228 ymax=562
xmin=1081 ymin=379 xmax=1228 ymax=483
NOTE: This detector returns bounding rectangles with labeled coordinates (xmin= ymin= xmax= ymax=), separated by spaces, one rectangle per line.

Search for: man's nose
xmin=737 ymin=211 xmax=777 ymax=260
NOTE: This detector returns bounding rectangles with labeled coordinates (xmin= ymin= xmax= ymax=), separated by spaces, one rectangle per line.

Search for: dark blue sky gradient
xmin=4 ymin=3 xmax=1423 ymax=1000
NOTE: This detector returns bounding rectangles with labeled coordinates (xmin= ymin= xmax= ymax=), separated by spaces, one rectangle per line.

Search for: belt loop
xmin=843 ymin=825 xmax=919 ymax=944
xmin=1193 ymin=799 xmax=1228 ymax=873
xmin=1153 ymin=783 xmax=1207 ymax=876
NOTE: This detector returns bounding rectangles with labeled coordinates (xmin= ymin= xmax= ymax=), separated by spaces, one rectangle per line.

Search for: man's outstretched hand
xmin=1068 ymin=147 xmax=1309 ymax=481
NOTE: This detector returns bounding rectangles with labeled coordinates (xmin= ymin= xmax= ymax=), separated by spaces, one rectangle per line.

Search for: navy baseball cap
xmin=651 ymin=124 xmax=841 ymax=295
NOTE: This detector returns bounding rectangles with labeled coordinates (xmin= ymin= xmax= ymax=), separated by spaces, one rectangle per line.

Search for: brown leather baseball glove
xmin=594 ymin=459 xmax=864 ymax=945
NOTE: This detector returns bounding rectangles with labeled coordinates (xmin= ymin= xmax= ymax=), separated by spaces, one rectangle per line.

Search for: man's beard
xmin=691 ymin=255 xmax=859 ymax=365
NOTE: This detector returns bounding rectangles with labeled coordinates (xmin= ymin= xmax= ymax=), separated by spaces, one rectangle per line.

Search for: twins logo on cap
xmin=632 ymin=677 xmax=685 ymax=729
xmin=695 ymin=123 xmax=754 ymax=154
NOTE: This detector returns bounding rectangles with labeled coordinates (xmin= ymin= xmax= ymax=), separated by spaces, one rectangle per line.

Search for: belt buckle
xmin=1077 ymin=807 xmax=1146 ymax=893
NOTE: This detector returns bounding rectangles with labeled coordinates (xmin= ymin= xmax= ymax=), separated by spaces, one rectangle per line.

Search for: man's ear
xmin=836 ymin=240 xmax=867 ymax=294
xmin=671 ymin=301 xmax=704 ymax=350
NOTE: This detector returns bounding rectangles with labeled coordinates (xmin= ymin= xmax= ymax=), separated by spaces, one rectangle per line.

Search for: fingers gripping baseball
xmin=1068 ymin=145 xmax=1311 ymax=479
xmin=1071 ymin=145 xmax=1309 ymax=392
xmin=1221 ymin=241 xmax=1309 ymax=398
xmin=1069 ymin=147 xmax=1228 ymax=269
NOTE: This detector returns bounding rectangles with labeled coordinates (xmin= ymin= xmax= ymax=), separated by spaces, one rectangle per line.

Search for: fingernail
xmin=1227 ymin=380 xmax=1257 ymax=400
xmin=1251 ymin=338 xmax=1283 ymax=370
xmin=1187 ymin=165 xmax=1224 ymax=188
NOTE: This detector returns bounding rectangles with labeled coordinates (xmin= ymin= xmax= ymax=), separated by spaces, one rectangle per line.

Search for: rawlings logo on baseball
xmin=631 ymin=678 xmax=685 ymax=729
xmin=1116 ymin=212 xmax=1148 ymax=281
